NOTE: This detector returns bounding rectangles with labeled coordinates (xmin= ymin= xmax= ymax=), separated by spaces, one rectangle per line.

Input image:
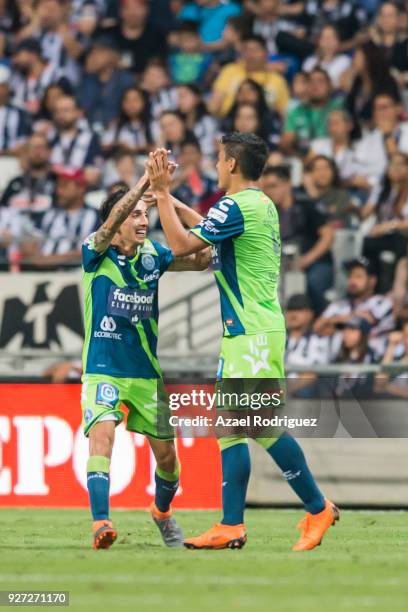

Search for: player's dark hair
xmin=220 ymin=132 xmax=268 ymax=180
xmin=262 ymin=165 xmax=291 ymax=181
xmin=99 ymin=185 xmax=129 ymax=223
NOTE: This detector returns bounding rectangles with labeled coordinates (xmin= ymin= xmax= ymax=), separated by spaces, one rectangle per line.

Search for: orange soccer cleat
xmin=92 ymin=519 xmax=118 ymax=550
xmin=292 ymin=499 xmax=340 ymax=551
xmin=184 ymin=523 xmax=247 ymax=550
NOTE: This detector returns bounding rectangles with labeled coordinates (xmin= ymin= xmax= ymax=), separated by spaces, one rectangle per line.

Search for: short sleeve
xmin=154 ymin=241 xmax=174 ymax=275
xmin=190 ymin=197 xmax=244 ymax=245
xmin=82 ymin=232 xmax=108 ymax=272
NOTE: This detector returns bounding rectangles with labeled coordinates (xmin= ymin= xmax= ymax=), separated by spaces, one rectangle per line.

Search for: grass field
xmin=1 ymin=508 xmax=408 ymax=611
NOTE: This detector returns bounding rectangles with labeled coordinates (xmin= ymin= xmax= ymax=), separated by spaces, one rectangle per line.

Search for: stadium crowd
xmin=0 ymin=0 xmax=407 ymax=370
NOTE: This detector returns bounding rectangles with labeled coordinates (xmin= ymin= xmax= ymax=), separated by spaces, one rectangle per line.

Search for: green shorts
xmin=215 ymin=331 xmax=286 ymax=449
xmin=81 ymin=374 xmax=174 ymax=440
xmin=216 ymin=331 xmax=286 ymax=380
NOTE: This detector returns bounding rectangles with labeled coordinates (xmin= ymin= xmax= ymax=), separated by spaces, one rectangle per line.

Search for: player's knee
xmin=89 ymin=422 xmax=115 ymax=458
xmin=155 ymin=445 xmax=177 ymax=474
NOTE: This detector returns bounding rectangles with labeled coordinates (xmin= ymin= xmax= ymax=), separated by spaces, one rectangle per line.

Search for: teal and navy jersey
xmin=81 ymin=234 xmax=174 ymax=378
xmin=191 ymin=188 xmax=285 ymax=337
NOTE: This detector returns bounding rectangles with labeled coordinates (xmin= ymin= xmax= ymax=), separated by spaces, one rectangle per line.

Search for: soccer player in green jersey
xmin=146 ymin=135 xmax=339 ymax=551
xmin=81 ymin=172 xmax=210 ymax=549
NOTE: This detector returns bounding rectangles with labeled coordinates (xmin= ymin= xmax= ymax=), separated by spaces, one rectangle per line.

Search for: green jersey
xmin=191 ymin=188 xmax=285 ymax=337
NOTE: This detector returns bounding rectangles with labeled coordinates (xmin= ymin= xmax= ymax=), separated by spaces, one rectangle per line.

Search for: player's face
xmin=347 ymin=268 xmax=371 ymax=297
xmin=216 ymin=145 xmax=234 ymax=191
xmin=286 ymin=309 xmax=313 ymax=331
xmin=119 ymin=201 xmax=149 ymax=246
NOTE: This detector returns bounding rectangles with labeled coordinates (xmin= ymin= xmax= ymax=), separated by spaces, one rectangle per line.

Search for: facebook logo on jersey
xmin=108 ymin=287 xmax=155 ymax=321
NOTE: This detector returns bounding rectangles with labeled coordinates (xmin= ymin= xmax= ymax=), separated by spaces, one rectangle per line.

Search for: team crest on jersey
xmin=141 ymin=254 xmax=155 ymax=271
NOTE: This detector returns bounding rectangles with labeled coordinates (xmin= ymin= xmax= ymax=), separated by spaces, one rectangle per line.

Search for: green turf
xmin=1 ymin=509 xmax=408 ymax=611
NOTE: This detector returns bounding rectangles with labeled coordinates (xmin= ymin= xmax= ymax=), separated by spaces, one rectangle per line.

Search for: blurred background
xmin=0 ymin=0 xmax=408 ymax=509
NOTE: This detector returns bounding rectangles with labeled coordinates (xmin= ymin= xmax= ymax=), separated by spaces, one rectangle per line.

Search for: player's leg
xmin=147 ymin=436 xmax=184 ymax=547
xmin=184 ymin=338 xmax=251 ymax=550
xmin=184 ymin=435 xmax=249 ymax=550
xmin=125 ymin=377 xmax=183 ymax=547
xmin=254 ymin=331 xmax=339 ymax=551
xmin=88 ymin=421 xmax=118 ymax=549
xmin=81 ymin=375 xmax=125 ymax=549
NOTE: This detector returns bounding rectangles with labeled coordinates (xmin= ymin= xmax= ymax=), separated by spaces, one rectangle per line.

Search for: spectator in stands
xmin=101 ymin=86 xmax=152 ymax=156
xmin=34 ymin=81 xmax=72 ymax=137
xmin=69 ymin=0 xmax=103 ymax=36
xmin=361 ymin=153 xmax=408 ymax=292
xmin=303 ymin=155 xmax=351 ymax=227
xmin=168 ymin=21 xmax=212 ymax=85
xmin=102 ymin=147 xmax=141 ymax=189
xmin=285 ymin=293 xmax=330 ymax=368
xmin=314 ymin=257 xmax=395 ymax=358
xmin=0 ymin=64 xmax=30 ymax=154
xmin=50 ymin=94 xmax=102 ymax=185
xmin=343 ymin=41 xmax=400 ymax=126
xmin=24 ymin=165 xmax=98 ymax=270
xmin=0 ymin=133 xmax=56 ymax=220
xmin=171 ymin=139 xmax=219 ymax=213
xmin=76 ymin=34 xmax=135 ymax=128
xmin=105 ymin=0 xmax=167 ymax=74
xmin=261 ymin=164 xmax=335 ymax=313
xmin=208 ymin=34 xmax=289 ymax=118
xmin=334 ymin=316 xmax=376 ymax=364
xmin=157 ymin=110 xmax=195 ymax=160
xmin=375 ymin=320 xmax=408 ymax=398
xmin=11 ymin=37 xmax=72 ymax=116
xmin=17 ymin=0 xmax=86 ymax=85
xmin=392 ymin=256 xmax=408 ymax=320
xmin=250 ymin=0 xmax=300 ymax=57
xmin=302 ymin=25 xmax=351 ymax=89
xmin=333 ymin=316 xmax=377 ymax=399
xmin=178 ymin=0 xmax=241 ymax=46
xmin=224 ymin=78 xmax=281 ymax=149
xmin=214 ymin=15 xmax=250 ymax=66
xmin=309 ymin=109 xmax=356 ymax=182
xmin=302 ymin=0 xmax=368 ymax=50
xmin=349 ymin=93 xmax=408 ymax=193
xmin=231 ymin=102 xmax=280 ymax=151
xmin=0 ymin=206 xmax=40 ymax=271
xmin=369 ymin=2 xmax=408 ymax=80
xmin=177 ymin=83 xmax=218 ymax=160
xmin=281 ymin=68 xmax=343 ymax=156
xmin=287 ymin=70 xmax=310 ymax=112
xmin=140 ymin=61 xmax=178 ymax=128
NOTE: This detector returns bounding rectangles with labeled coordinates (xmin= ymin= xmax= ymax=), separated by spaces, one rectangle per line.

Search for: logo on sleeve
xmin=208 ymin=207 xmax=228 ymax=224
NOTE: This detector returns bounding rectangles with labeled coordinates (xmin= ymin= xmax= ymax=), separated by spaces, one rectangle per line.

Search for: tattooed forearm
xmin=93 ymin=175 xmax=149 ymax=252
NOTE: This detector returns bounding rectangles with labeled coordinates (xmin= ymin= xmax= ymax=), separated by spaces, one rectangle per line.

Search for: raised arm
xmin=93 ymin=174 xmax=149 ymax=253
xmin=172 ymin=196 xmax=204 ymax=228
xmin=146 ymin=152 xmax=207 ymax=256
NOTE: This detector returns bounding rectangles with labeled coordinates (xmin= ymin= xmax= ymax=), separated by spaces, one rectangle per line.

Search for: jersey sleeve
xmin=82 ymin=232 xmax=108 ymax=272
xmin=190 ymin=197 xmax=245 ymax=245
xmin=154 ymin=241 xmax=174 ymax=275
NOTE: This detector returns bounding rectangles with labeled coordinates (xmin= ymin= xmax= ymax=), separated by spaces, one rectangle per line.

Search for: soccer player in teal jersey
xmin=81 ymin=172 xmax=210 ymax=550
xmin=146 ymin=136 xmax=339 ymax=551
